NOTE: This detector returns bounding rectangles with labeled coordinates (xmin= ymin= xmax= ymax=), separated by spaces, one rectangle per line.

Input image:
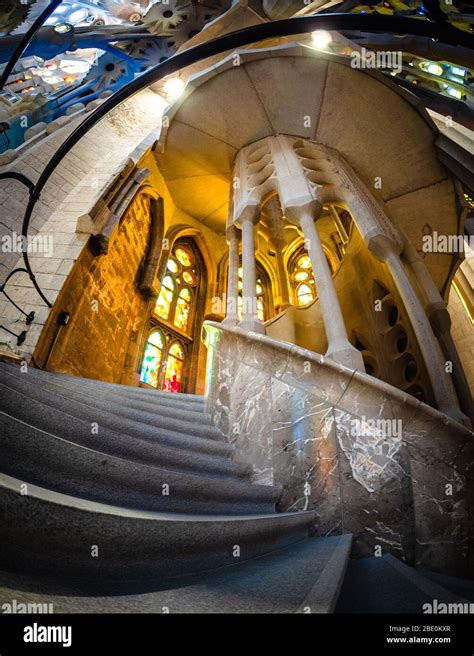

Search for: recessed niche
xmin=362 ymin=352 xmax=378 ymax=378
xmin=385 ymin=324 xmax=408 ymax=360
xmin=390 ymin=353 xmax=418 ymax=387
xmin=376 ymin=299 xmax=399 ymax=334
xmin=405 ymin=384 xmax=426 ymax=402
xmin=404 ymin=358 xmax=417 ymax=383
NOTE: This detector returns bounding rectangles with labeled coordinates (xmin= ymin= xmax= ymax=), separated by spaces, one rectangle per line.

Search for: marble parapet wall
xmin=203 ymin=321 xmax=474 ymax=577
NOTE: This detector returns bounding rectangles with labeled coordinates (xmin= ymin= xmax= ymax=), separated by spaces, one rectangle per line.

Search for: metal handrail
xmin=0 ymin=13 xmax=473 ymax=321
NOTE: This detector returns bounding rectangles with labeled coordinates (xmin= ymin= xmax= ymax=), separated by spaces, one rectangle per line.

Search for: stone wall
xmin=0 ymin=89 xmax=166 ymax=358
xmin=203 ymin=321 xmax=474 ymax=577
xmin=33 ymin=192 xmax=154 ymax=383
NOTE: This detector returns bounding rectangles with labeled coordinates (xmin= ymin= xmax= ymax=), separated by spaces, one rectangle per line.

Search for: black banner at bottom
xmin=0 ymin=614 xmax=473 ymax=654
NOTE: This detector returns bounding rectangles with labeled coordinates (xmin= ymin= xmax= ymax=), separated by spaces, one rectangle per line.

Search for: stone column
xmin=223 ymin=225 xmax=240 ymax=326
xmin=238 ymin=216 xmax=265 ymax=334
xmin=329 ymin=205 xmax=349 ymax=244
xmin=369 ymin=235 xmax=468 ymax=425
xmin=275 ymin=245 xmax=291 ymax=310
xmin=265 ymin=196 xmax=291 ymax=310
xmin=403 ymin=243 xmax=472 ymax=424
xmin=299 ymin=207 xmax=364 ymax=370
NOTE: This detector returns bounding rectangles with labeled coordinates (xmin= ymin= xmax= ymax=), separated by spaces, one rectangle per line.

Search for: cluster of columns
xmin=224 ymin=135 xmax=364 ymax=370
xmin=301 ymin=140 xmax=470 ymax=425
xmin=223 ymin=134 xmax=470 ymax=425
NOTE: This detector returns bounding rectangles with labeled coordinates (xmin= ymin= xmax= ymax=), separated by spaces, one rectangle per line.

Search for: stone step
xmin=420 ymin=569 xmax=474 ymax=602
xmin=0 ymin=363 xmax=220 ymax=440
xmin=0 ymin=473 xmax=315 ymax=581
xmin=0 ymin=381 xmax=250 ymax=480
xmin=335 ymin=554 xmax=470 ymax=614
xmin=0 ymin=411 xmax=276 ymax=515
xmin=0 ymin=361 xmax=209 ymax=420
xmin=0 ymin=535 xmax=352 ymax=612
xmin=0 ymin=362 xmax=206 ymax=410
xmin=0 ymin=369 xmax=232 ymax=459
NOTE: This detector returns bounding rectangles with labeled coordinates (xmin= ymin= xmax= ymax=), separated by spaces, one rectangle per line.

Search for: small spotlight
xmin=54 ymin=22 xmax=73 ymax=33
xmin=446 ymin=87 xmax=462 ymax=100
xmin=163 ymin=77 xmax=185 ymax=100
xmin=311 ymin=30 xmax=332 ymax=50
xmin=426 ymin=63 xmax=443 ymax=77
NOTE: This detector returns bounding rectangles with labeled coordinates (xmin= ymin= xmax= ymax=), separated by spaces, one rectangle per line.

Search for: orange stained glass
xmin=182 ymin=270 xmax=195 ymax=285
xmin=155 ymin=275 xmax=174 ymax=320
xmin=174 ymin=287 xmax=191 ymax=330
xmin=163 ymin=341 xmax=185 ymax=392
xmin=175 ymin=248 xmax=192 ymax=267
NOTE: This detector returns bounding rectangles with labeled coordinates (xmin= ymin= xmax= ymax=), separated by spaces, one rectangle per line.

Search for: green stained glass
xmin=139 ymin=330 xmax=164 ymax=387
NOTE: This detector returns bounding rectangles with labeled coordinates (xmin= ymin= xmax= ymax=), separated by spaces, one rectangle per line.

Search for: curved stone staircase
xmin=0 ymin=359 xmax=353 ymax=612
xmin=0 ymin=359 xmax=471 ymax=613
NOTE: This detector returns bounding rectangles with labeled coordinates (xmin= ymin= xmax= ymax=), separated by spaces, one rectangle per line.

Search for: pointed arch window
xmin=153 ymin=246 xmax=197 ymax=333
xmin=290 ymin=252 xmax=317 ymax=307
xmin=140 ymin=240 xmax=205 ymax=394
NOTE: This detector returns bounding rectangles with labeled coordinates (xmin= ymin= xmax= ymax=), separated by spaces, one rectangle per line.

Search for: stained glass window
xmin=139 ymin=330 xmax=164 ymax=387
xmin=155 ymin=275 xmax=174 ymax=320
xmin=163 ymin=341 xmax=185 ymax=392
xmin=290 ymin=248 xmax=317 ymax=307
xmin=167 ymin=258 xmax=178 ymax=273
xmin=175 ymin=248 xmax=192 ymax=267
xmin=141 ymin=242 xmax=202 ymax=392
xmin=141 ymin=239 xmax=205 ymax=393
xmin=296 ymin=283 xmax=314 ymax=306
xmin=174 ymin=287 xmax=191 ymax=331
xmin=154 ymin=246 xmax=197 ymax=334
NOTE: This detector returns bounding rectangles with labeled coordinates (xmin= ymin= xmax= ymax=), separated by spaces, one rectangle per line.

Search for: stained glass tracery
xmin=141 ymin=243 xmax=199 ymax=393
xmin=290 ymin=249 xmax=317 ymax=307
xmin=153 ymin=246 xmax=197 ymax=331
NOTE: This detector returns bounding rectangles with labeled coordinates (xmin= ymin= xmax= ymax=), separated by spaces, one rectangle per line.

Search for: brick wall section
xmin=38 ymin=193 xmax=153 ymax=382
xmin=0 ymin=89 xmax=165 ymax=356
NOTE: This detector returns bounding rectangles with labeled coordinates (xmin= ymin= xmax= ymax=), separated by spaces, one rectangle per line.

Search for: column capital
xmin=234 ymin=202 xmax=261 ymax=227
xmin=225 ymin=223 xmax=240 ymax=242
xmin=285 ymin=200 xmax=323 ymax=225
xmin=366 ymin=232 xmax=403 ymax=262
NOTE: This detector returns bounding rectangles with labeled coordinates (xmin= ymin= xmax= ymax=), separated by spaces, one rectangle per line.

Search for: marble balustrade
xmin=203 ymin=320 xmax=474 ymax=577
